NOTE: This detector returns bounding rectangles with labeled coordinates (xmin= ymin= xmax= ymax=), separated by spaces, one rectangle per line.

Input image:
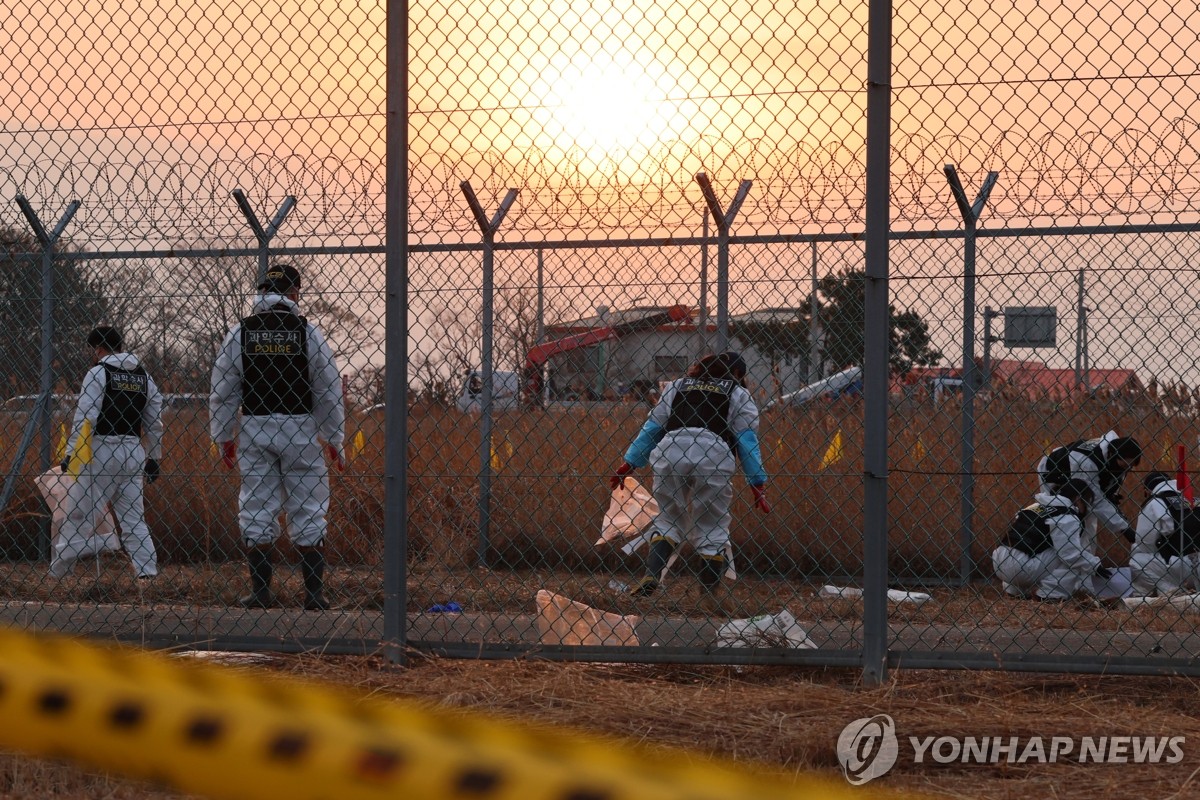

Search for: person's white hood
xmin=252 ymin=293 xmax=299 ymax=314
xmin=1151 ymin=478 xmax=1181 ymax=499
xmin=99 ymin=352 xmax=143 ymax=371
xmin=1034 ymin=491 xmax=1077 ymax=510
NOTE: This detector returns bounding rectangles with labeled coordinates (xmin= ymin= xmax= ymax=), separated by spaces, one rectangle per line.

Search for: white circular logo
xmin=836 ymin=714 xmax=899 ymax=785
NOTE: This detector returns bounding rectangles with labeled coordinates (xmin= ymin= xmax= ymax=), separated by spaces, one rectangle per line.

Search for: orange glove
xmin=325 ymin=443 xmax=345 ymax=472
xmin=220 ymin=440 xmax=237 ymax=471
xmin=751 ymin=484 xmax=771 ymax=514
xmin=609 ymin=462 xmax=634 ymax=491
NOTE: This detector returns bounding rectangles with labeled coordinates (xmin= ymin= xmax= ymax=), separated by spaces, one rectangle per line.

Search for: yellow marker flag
xmin=352 ymin=429 xmax=365 ymax=456
xmin=209 ymin=440 xmax=219 ymax=458
xmin=913 ymin=435 xmax=926 ymax=463
xmin=1163 ymin=440 xmax=1173 ymax=465
xmin=490 ymin=438 xmax=514 ymax=471
xmin=820 ymin=429 xmax=844 ymax=470
xmin=66 ymin=419 xmax=93 ymax=478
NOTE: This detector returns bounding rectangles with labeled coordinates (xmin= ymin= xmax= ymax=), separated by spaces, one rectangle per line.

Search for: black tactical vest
xmin=665 ymin=377 xmax=735 ymax=450
xmin=1003 ymin=503 xmax=1080 ymax=556
xmin=1155 ymin=495 xmax=1200 ymax=560
xmin=1044 ymin=438 xmax=1127 ymax=502
xmin=95 ymin=363 xmax=148 ymax=436
xmin=239 ymin=308 xmax=312 ymax=416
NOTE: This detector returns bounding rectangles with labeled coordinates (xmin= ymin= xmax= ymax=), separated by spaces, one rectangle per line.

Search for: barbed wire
xmin=4 ymin=123 xmax=1200 ymax=247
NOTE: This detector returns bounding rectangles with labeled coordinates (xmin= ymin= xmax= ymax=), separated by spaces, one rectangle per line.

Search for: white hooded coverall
xmin=992 ymin=491 xmax=1100 ymax=600
xmin=1130 ymin=479 xmax=1200 ymax=596
xmin=51 ymin=352 xmax=163 ymax=578
xmin=209 ymin=293 xmax=345 ymax=548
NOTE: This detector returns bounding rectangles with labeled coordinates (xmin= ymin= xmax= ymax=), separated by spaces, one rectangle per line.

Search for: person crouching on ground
xmin=993 ymin=477 xmax=1109 ymax=602
xmin=608 ymin=351 xmax=770 ymax=615
xmin=1129 ymin=471 xmax=1200 ymax=596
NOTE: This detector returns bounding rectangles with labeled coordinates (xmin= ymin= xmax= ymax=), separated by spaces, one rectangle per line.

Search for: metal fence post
xmin=0 ymin=196 xmax=80 ymax=551
xmin=459 ymin=180 xmax=518 ymax=567
xmin=694 ymin=173 xmax=751 ymax=353
xmin=944 ymin=164 xmax=999 ymax=586
xmin=231 ymin=190 xmax=297 ymax=286
xmin=862 ymin=0 xmax=891 ymax=687
xmin=382 ymin=0 xmax=408 ymax=665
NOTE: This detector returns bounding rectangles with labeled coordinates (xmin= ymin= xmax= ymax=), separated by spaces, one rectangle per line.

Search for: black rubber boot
xmin=239 ymin=547 xmax=276 ymax=608
xmin=299 ymin=547 xmax=330 ymax=611
xmin=629 ymin=536 xmax=675 ymax=597
xmin=697 ymin=554 xmax=725 ymax=592
xmin=697 ymin=555 xmax=731 ymax=616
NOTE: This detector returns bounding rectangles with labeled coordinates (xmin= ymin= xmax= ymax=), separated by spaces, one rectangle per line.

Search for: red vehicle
xmin=455 ymin=305 xmax=693 ymax=410
xmin=522 ymin=304 xmax=692 ymax=405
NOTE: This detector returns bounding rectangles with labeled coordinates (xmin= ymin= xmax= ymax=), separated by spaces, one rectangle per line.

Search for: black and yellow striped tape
xmin=0 ymin=627 xmax=891 ymax=800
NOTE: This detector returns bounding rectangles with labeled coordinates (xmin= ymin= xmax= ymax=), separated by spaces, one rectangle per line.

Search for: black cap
xmin=720 ymin=351 xmax=747 ymax=380
xmin=1110 ymin=436 xmax=1142 ymax=465
xmin=1058 ymin=478 xmax=1094 ymax=503
xmin=86 ymin=326 xmax=122 ymax=352
xmin=1145 ymin=471 xmax=1172 ymax=492
xmin=258 ymin=264 xmax=301 ymax=294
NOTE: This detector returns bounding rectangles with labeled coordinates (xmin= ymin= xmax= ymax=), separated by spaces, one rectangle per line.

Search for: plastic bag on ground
xmin=819 ymin=585 xmax=932 ymax=605
xmin=535 ymin=590 xmax=641 ymax=646
xmin=35 ymin=469 xmax=121 ymax=557
xmin=714 ymin=610 xmax=817 ymax=649
xmin=596 ymin=477 xmax=659 ymax=546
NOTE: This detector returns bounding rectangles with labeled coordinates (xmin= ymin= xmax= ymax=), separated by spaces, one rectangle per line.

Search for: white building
xmin=541 ymin=305 xmax=817 ymax=404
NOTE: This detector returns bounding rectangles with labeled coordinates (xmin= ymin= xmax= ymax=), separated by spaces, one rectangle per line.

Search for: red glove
xmin=610 ymin=462 xmax=635 ymax=491
xmin=751 ymin=484 xmax=771 ymax=514
xmin=326 ymin=443 xmax=345 ymax=472
xmin=220 ymin=440 xmax=237 ymax=471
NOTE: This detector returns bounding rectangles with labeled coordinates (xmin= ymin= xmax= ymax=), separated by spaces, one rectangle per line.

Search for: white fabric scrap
xmin=714 ymin=610 xmax=817 ymax=649
xmin=820 ymin=585 xmax=932 ymax=605
xmin=1123 ymin=592 xmax=1200 ymax=614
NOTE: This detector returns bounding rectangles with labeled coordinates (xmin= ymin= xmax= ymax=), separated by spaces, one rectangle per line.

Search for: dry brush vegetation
xmin=0 ymin=393 xmax=1193 ymax=590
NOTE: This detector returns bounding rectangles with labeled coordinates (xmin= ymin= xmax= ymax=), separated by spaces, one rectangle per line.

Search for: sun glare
xmin=534 ymin=54 xmax=672 ymax=161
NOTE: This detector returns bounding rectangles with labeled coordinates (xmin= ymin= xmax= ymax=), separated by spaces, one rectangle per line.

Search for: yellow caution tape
xmin=0 ymin=627 xmax=884 ymax=800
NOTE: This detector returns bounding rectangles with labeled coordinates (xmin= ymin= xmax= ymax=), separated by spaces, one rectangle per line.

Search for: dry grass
xmin=2 ymin=398 xmax=1198 ymax=797
xmin=1 ymin=396 xmax=1193 ymax=579
xmin=5 ymin=654 xmax=1200 ymax=799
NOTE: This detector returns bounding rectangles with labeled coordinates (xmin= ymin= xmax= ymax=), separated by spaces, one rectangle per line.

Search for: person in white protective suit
xmin=209 ymin=264 xmax=345 ymax=610
xmin=992 ymin=478 xmax=1110 ymax=601
xmin=1129 ymin=471 xmax=1200 ymax=596
xmin=609 ymin=351 xmax=770 ymax=614
xmin=1036 ymin=431 xmax=1142 ymax=551
xmin=50 ymin=326 xmax=163 ymax=580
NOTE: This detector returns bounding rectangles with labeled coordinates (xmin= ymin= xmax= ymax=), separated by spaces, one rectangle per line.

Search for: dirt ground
xmin=3 ymin=651 xmax=1200 ymax=800
xmin=3 ymin=560 xmax=1200 ymax=798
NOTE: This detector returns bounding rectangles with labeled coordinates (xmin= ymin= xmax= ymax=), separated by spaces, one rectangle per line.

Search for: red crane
xmin=522 ymin=304 xmax=693 ymax=405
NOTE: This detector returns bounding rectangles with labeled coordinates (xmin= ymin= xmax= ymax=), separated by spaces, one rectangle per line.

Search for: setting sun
xmin=531 ymin=53 xmax=674 ymax=161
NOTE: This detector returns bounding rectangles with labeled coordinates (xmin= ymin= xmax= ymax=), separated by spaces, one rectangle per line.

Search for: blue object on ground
xmin=428 ymin=602 xmax=463 ymax=613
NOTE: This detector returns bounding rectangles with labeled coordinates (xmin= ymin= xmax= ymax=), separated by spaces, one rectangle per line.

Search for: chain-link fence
xmin=4 ymin=0 xmax=1200 ymax=678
